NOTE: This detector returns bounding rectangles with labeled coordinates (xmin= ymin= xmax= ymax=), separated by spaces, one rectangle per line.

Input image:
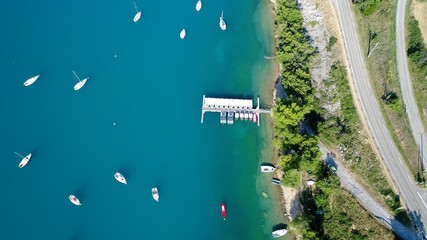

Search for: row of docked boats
xmin=23 ymin=70 xmax=88 ymax=91
xmin=220 ymin=111 xmax=258 ymax=124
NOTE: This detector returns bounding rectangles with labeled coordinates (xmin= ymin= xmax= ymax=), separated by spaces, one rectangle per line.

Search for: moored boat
xmin=272 ymin=178 xmax=281 ymax=185
xmin=114 ymin=172 xmax=127 ymax=184
xmin=23 ymin=74 xmax=40 ymax=86
xmin=152 ymin=187 xmax=159 ymax=202
xmin=133 ymin=2 xmax=142 ymax=22
xmin=220 ymin=203 xmax=226 ymax=220
xmin=244 ymin=111 xmax=249 ymax=119
xmin=235 ymin=112 xmax=240 ymax=119
xmin=180 ymin=29 xmax=186 ymax=39
xmin=272 ymin=229 xmax=287 ymax=238
xmin=220 ymin=111 xmax=227 ymax=124
xmin=15 ymin=152 xmax=32 ymax=168
xmin=72 ymin=70 xmax=88 ymax=91
xmin=219 ymin=11 xmax=226 ymax=30
xmin=252 ymin=113 xmax=257 ymax=123
xmin=227 ymin=111 xmax=234 ymax=124
xmin=69 ymin=195 xmax=82 ymax=206
xmin=196 ymin=0 xmax=202 ymax=11
xmin=260 ymin=165 xmax=276 ymax=173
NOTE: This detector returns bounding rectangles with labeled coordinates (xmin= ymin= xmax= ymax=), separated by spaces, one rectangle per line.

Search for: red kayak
xmin=220 ymin=203 xmax=226 ymax=220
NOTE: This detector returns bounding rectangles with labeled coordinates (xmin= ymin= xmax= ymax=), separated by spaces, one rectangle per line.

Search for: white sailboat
xmin=15 ymin=152 xmax=32 ymax=168
xmin=114 ymin=172 xmax=127 ymax=185
xmin=72 ymin=70 xmax=88 ymax=91
xmin=195 ymin=0 xmax=202 ymax=12
xmin=152 ymin=187 xmax=159 ymax=202
xmin=180 ymin=29 xmax=186 ymax=39
xmin=133 ymin=1 xmax=142 ymax=22
xmin=219 ymin=11 xmax=226 ymax=30
xmin=23 ymin=74 xmax=41 ymax=86
xmin=69 ymin=195 xmax=82 ymax=206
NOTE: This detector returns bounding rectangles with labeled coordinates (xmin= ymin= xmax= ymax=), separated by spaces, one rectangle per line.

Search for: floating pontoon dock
xmin=201 ymin=95 xmax=271 ymax=126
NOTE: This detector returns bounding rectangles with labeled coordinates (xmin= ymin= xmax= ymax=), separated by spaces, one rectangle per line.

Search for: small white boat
xmin=196 ymin=0 xmax=202 ymax=11
xmin=307 ymin=179 xmax=316 ymax=186
xmin=23 ymin=74 xmax=40 ymax=86
xmin=219 ymin=11 xmax=226 ymax=30
xmin=260 ymin=165 xmax=276 ymax=173
xmin=133 ymin=2 xmax=142 ymax=22
xmin=69 ymin=195 xmax=82 ymax=206
xmin=244 ymin=112 xmax=249 ymax=119
xmin=72 ymin=70 xmax=88 ymax=91
xmin=272 ymin=229 xmax=287 ymax=238
xmin=235 ymin=112 xmax=240 ymax=120
xmin=152 ymin=187 xmax=159 ymax=202
xmin=249 ymin=112 xmax=253 ymax=119
xmin=180 ymin=29 xmax=186 ymax=39
xmin=15 ymin=152 xmax=32 ymax=168
xmin=114 ymin=172 xmax=127 ymax=185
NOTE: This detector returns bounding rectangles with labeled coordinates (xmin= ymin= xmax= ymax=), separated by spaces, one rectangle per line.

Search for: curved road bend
xmin=318 ymin=144 xmax=416 ymax=239
xmin=396 ymin=0 xmax=427 ymax=176
xmin=333 ymin=0 xmax=427 ymax=236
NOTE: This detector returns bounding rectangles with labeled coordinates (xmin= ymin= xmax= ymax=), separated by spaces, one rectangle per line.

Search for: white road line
xmin=407 ymin=174 xmax=414 ymax=184
xmin=417 ymin=191 xmax=427 ymax=209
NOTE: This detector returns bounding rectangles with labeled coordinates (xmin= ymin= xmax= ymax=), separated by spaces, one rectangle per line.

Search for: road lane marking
xmin=417 ymin=191 xmax=427 ymax=209
xmin=407 ymin=174 xmax=414 ymax=185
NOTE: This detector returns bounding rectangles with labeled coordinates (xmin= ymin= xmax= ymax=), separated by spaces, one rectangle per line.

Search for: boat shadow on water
xmin=272 ymin=223 xmax=287 ymax=231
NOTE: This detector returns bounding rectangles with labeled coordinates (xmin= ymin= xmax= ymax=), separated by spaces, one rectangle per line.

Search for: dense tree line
xmin=407 ymin=17 xmax=427 ymax=72
xmin=274 ymin=0 xmax=320 ymax=175
xmin=273 ymin=0 xmax=402 ymax=238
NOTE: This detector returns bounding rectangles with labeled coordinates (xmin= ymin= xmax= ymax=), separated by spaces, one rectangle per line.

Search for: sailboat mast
xmin=134 ymin=1 xmax=138 ymax=12
xmin=14 ymin=152 xmax=24 ymax=158
xmin=72 ymin=70 xmax=81 ymax=82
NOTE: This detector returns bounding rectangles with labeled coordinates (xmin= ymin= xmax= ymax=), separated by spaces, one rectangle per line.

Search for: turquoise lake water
xmin=0 ymin=0 xmax=285 ymax=239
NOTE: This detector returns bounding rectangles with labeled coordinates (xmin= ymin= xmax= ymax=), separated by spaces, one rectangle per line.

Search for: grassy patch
xmin=352 ymin=0 xmax=419 ymax=179
xmin=407 ymin=0 xmax=427 ymax=138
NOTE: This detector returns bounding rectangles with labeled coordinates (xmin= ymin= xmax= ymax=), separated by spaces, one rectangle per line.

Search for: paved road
xmin=318 ymin=144 xmax=416 ymax=239
xmin=396 ymin=0 xmax=427 ymax=178
xmin=333 ymin=0 xmax=427 ymax=237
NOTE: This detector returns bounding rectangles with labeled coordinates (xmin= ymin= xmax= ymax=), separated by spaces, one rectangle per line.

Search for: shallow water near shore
xmin=0 ymin=0 xmax=285 ymax=239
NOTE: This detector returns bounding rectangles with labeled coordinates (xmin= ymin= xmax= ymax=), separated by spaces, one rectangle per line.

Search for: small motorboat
xmin=114 ymin=172 xmax=127 ymax=185
xmin=23 ymin=74 xmax=40 ymax=86
xmin=133 ymin=2 xmax=142 ymax=22
xmin=235 ymin=112 xmax=240 ymax=120
xmin=272 ymin=229 xmax=287 ymax=238
xmin=152 ymin=187 xmax=159 ymax=202
xmin=272 ymin=178 xmax=281 ymax=186
xmin=196 ymin=0 xmax=202 ymax=11
xmin=69 ymin=195 xmax=82 ymax=206
xmin=220 ymin=203 xmax=226 ymax=220
xmin=219 ymin=11 xmax=227 ymax=30
xmin=260 ymin=164 xmax=276 ymax=173
xmin=180 ymin=29 xmax=186 ymax=39
xmin=15 ymin=152 xmax=32 ymax=168
xmin=252 ymin=113 xmax=257 ymax=123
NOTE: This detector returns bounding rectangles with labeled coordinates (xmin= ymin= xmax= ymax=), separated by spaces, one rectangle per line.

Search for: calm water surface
xmin=0 ymin=0 xmax=285 ymax=239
